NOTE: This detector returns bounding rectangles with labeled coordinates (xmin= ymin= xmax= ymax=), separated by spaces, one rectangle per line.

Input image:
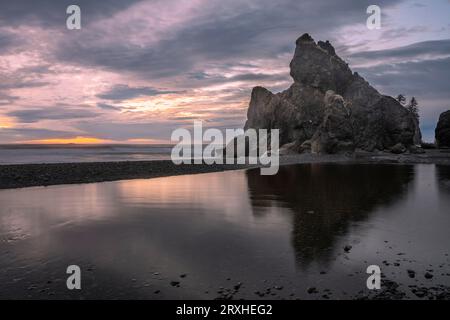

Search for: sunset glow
xmin=22 ymin=137 xmax=112 ymax=144
xmin=0 ymin=0 xmax=449 ymax=144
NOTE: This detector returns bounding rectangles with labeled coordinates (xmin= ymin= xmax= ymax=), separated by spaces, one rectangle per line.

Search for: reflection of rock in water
xmin=436 ymin=165 xmax=450 ymax=193
xmin=246 ymin=164 xmax=414 ymax=267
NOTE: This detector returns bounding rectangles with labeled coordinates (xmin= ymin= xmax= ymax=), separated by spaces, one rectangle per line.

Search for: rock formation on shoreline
xmin=436 ymin=110 xmax=450 ymax=148
xmin=243 ymin=33 xmax=422 ymax=154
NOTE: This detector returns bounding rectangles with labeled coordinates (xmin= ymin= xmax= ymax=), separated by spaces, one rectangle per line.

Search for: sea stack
xmin=243 ymin=33 xmax=421 ymax=154
xmin=436 ymin=110 xmax=450 ymax=148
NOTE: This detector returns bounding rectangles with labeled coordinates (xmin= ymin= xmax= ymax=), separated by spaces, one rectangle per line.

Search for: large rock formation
xmin=244 ymin=33 xmax=421 ymax=154
xmin=436 ymin=110 xmax=450 ymax=148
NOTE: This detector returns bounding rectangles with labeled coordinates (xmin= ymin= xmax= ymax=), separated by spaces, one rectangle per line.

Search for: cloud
xmin=349 ymin=39 xmax=450 ymax=66
xmin=0 ymin=30 xmax=19 ymax=53
xmin=97 ymin=102 xmax=121 ymax=111
xmin=0 ymin=66 xmax=51 ymax=91
xmin=96 ymin=84 xmax=180 ymax=101
xmin=53 ymin=0 xmax=404 ymax=80
xmin=0 ymin=128 xmax=77 ymax=142
xmin=356 ymin=57 xmax=450 ymax=97
xmin=7 ymin=107 xmax=99 ymax=123
xmin=0 ymin=92 xmax=19 ymax=105
xmin=0 ymin=0 xmax=144 ymax=27
xmin=75 ymin=121 xmax=180 ymax=141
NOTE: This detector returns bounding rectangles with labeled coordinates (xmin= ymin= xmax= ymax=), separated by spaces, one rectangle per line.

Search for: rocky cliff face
xmin=436 ymin=110 xmax=450 ymax=148
xmin=244 ymin=33 xmax=421 ymax=154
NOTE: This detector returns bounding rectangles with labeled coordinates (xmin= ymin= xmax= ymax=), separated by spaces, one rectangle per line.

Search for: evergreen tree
xmin=407 ymin=97 xmax=419 ymax=120
xmin=396 ymin=94 xmax=406 ymax=106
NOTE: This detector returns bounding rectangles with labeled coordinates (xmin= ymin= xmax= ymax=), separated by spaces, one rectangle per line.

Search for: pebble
xmin=274 ymin=286 xmax=283 ymax=290
xmin=307 ymin=287 xmax=318 ymax=294
xmin=233 ymin=282 xmax=242 ymax=290
xmin=407 ymin=270 xmax=416 ymax=278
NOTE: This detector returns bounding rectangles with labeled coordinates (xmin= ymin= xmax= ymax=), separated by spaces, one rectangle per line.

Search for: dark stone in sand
xmin=274 ymin=286 xmax=283 ymax=290
xmin=344 ymin=245 xmax=352 ymax=253
xmin=413 ymin=289 xmax=427 ymax=298
xmin=390 ymin=143 xmax=406 ymax=154
xmin=407 ymin=270 xmax=416 ymax=278
xmin=424 ymin=272 xmax=434 ymax=279
xmin=170 ymin=281 xmax=180 ymax=287
xmin=362 ymin=279 xmax=406 ymax=300
xmin=307 ymin=287 xmax=318 ymax=294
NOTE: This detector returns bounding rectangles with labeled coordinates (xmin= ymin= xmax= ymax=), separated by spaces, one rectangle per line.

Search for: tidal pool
xmin=1 ymin=163 xmax=450 ymax=299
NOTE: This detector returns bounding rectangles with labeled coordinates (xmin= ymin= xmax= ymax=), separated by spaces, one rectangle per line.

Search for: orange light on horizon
xmin=0 ymin=116 xmax=14 ymax=128
xmin=21 ymin=136 xmax=113 ymax=144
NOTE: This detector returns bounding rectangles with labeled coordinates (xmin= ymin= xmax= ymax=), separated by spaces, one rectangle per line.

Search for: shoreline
xmin=1 ymin=150 xmax=450 ymax=190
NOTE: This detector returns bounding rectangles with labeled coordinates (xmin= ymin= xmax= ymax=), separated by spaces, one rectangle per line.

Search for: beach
xmin=1 ymin=150 xmax=450 ymax=190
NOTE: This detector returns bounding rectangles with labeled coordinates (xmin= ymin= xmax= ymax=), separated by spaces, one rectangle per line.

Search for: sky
xmin=0 ymin=0 xmax=449 ymax=144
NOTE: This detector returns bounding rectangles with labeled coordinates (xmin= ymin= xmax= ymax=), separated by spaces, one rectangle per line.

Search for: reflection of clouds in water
xmin=0 ymin=170 xmax=256 ymax=242
xmin=0 ymin=183 xmax=117 ymax=240
xmin=115 ymin=171 xmax=255 ymax=223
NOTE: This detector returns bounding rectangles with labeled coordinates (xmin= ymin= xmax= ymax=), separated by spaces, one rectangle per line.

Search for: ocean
xmin=0 ymin=144 xmax=175 ymax=165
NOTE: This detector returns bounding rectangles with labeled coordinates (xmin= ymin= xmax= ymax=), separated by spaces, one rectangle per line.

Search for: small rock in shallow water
xmin=413 ymin=289 xmax=427 ymax=298
xmin=407 ymin=270 xmax=416 ymax=278
xmin=425 ymin=272 xmax=434 ymax=279
xmin=274 ymin=286 xmax=283 ymax=290
xmin=170 ymin=281 xmax=180 ymax=287
xmin=233 ymin=282 xmax=242 ymax=290
xmin=307 ymin=287 xmax=318 ymax=294
xmin=254 ymin=291 xmax=264 ymax=297
xmin=344 ymin=245 xmax=352 ymax=253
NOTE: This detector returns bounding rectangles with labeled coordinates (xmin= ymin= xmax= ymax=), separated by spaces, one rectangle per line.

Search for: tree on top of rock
xmin=396 ymin=94 xmax=406 ymax=106
xmin=407 ymin=97 xmax=419 ymax=121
